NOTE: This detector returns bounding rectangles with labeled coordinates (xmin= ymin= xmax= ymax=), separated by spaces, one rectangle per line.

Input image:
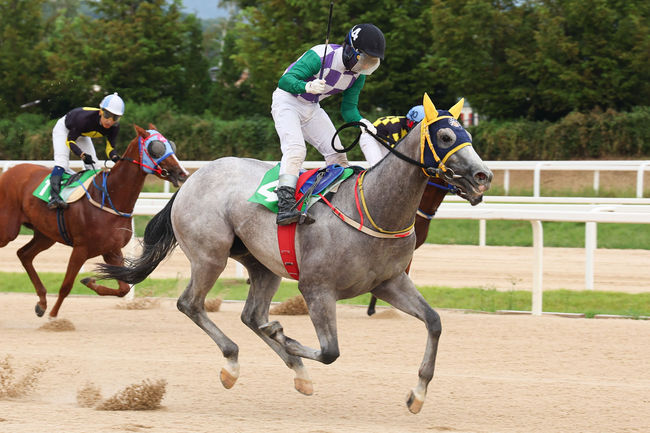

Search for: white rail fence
xmin=133 ymin=197 xmax=650 ymax=316
xmin=3 ymin=159 xmax=649 ymax=315
xmin=3 ymin=159 xmax=650 ymax=197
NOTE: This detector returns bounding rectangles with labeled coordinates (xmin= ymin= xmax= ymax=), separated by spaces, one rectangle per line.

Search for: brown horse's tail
xmin=96 ymin=192 xmax=178 ymax=284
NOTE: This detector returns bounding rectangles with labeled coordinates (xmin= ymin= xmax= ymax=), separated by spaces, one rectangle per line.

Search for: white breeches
xmin=52 ymin=116 xmax=98 ymax=173
xmin=271 ymin=89 xmax=349 ymax=177
xmin=359 ymin=131 xmax=389 ymax=166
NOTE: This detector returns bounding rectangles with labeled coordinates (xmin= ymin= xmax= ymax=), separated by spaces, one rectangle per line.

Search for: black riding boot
xmin=276 ymin=186 xmax=304 ymax=225
xmin=47 ymin=174 xmax=68 ymax=210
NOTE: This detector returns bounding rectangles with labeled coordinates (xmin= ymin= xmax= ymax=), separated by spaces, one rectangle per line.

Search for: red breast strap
xmin=276 ymin=167 xmax=320 ymax=280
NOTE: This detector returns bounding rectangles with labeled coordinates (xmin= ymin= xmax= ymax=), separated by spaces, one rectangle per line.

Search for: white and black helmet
xmin=100 ymin=92 xmax=125 ymax=116
xmin=342 ymin=23 xmax=386 ymax=71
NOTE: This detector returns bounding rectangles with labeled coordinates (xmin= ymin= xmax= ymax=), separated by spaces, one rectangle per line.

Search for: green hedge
xmin=2 ymin=104 xmax=649 ymax=161
xmin=471 ymin=106 xmax=650 ymax=160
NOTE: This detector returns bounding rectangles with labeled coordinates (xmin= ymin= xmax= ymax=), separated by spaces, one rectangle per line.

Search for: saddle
xmin=32 ymin=169 xmax=100 ymax=204
xmin=249 ymin=164 xmax=356 ymax=214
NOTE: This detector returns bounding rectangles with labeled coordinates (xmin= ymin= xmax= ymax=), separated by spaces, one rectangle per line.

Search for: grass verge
xmin=2 ymin=272 xmax=648 ymax=318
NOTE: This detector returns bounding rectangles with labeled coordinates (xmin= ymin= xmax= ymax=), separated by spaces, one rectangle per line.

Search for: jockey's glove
xmin=109 ymin=151 xmax=120 ymax=163
xmin=359 ymin=118 xmax=377 ymax=135
xmin=80 ymin=153 xmax=95 ymax=165
xmin=304 ymin=79 xmax=326 ymax=94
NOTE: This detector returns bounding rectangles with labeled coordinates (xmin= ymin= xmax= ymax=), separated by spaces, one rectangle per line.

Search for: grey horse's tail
xmin=96 ymin=192 xmax=178 ymax=284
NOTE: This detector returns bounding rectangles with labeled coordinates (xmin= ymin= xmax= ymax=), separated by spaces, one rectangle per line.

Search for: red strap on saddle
xmin=277 ymin=168 xmax=320 ymax=280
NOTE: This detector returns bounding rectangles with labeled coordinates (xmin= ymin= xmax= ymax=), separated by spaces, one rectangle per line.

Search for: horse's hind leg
xmin=177 ymin=257 xmax=240 ymax=389
xmin=239 ymin=256 xmax=313 ymax=395
xmin=81 ymin=250 xmax=131 ymax=296
xmin=371 ymin=272 xmax=441 ymax=414
xmin=16 ymin=231 xmax=56 ymax=317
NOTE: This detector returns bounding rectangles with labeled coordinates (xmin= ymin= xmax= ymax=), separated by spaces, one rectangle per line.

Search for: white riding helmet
xmin=100 ymin=92 xmax=125 ymax=116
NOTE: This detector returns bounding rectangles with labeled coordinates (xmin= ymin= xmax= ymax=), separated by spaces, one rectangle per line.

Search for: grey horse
xmin=96 ymin=94 xmax=493 ymax=413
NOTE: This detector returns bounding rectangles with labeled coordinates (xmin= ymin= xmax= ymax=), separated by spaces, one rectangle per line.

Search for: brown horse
xmin=0 ymin=124 xmax=188 ymax=318
xmin=366 ymin=177 xmax=452 ymax=315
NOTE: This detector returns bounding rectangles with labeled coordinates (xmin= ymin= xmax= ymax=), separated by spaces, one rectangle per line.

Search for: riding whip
xmin=319 ymin=1 xmax=334 ymax=79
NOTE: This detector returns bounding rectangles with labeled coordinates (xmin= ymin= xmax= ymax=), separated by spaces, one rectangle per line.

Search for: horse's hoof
xmin=35 ymin=303 xmax=45 ymax=317
xmin=220 ymin=367 xmax=238 ymax=389
xmin=367 ymin=308 xmax=376 ymax=316
xmin=406 ymin=390 xmax=424 ymax=414
xmin=80 ymin=277 xmax=94 ymax=286
xmin=294 ymin=378 xmax=313 ymax=396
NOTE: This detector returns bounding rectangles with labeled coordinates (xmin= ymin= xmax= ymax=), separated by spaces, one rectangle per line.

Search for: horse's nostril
xmin=475 ymin=172 xmax=487 ymax=183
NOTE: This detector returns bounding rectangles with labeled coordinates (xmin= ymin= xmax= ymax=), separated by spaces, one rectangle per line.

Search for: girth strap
xmin=56 ymin=209 xmax=73 ymax=246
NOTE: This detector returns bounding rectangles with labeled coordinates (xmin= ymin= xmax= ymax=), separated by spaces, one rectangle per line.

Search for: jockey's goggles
xmin=351 ymin=52 xmax=380 ymax=75
xmin=101 ymin=109 xmax=121 ymax=122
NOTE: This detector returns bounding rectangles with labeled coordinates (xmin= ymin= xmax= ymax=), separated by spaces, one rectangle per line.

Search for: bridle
xmin=331 ymin=116 xmax=471 ymax=184
xmin=83 ymin=130 xmax=177 ymax=217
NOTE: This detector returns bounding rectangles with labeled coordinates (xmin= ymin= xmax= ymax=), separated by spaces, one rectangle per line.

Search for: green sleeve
xmin=340 ymin=74 xmax=366 ymax=123
xmin=278 ymin=49 xmax=322 ymax=94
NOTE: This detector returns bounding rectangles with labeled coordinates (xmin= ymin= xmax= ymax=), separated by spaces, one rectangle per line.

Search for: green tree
xmin=525 ymin=0 xmax=650 ymax=118
xmin=86 ymin=0 xmax=211 ymax=112
xmin=0 ymin=0 xmax=48 ymax=116
xmin=428 ymin=0 xmax=650 ymax=120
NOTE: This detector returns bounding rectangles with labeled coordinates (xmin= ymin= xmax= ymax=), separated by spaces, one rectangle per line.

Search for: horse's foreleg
xmin=80 ymin=250 xmax=131 ymax=296
xmin=372 ymin=273 xmax=441 ymax=414
xmin=49 ymin=247 xmax=88 ymax=318
xmin=16 ymin=232 xmax=56 ymax=317
xmin=367 ymin=259 xmax=413 ymax=316
xmin=261 ymin=288 xmax=340 ymax=365
xmin=177 ymin=259 xmax=240 ymax=390
xmin=239 ymin=259 xmax=313 ymax=395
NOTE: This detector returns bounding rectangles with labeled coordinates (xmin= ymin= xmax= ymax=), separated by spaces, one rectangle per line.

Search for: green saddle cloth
xmin=33 ymin=169 xmax=101 ymax=203
xmin=249 ymin=164 xmax=354 ymax=213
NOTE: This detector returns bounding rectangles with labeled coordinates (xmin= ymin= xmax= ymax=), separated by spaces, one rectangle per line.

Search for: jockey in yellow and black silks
xmin=359 ymin=105 xmax=425 ymax=165
xmin=47 ymin=93 xmax=124 ymax=209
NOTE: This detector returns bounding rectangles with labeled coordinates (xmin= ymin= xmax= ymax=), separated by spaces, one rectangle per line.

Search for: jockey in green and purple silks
xmin=271 ymin=23 xmax=385 ymax=225
xmin=48 ymin=93 xmax=124 ymax=209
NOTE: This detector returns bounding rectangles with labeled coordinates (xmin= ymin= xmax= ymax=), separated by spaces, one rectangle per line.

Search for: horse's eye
xmin=436 ymin=128 xmax=456 ymax=148
xmin=168 ymin=140 xmax=177 ymax=152
xmin=147 ymin=140 xmax=166 ymax=158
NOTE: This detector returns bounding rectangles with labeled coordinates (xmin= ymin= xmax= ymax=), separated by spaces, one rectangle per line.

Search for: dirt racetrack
xmin=0 ymin=292 xmax=649 ymax=433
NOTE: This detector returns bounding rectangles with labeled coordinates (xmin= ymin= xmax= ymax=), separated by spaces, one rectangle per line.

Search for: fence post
xmin=479 ymin=220 xmax=486 ymax=246
xmin=125 ymin=218 xmax=137 ymax=300
xmin=531 ymin=220 xmax=543 ymax=316
xmin=533 ymin=162 xmax=543 ymax=197
xmin=585 ymin=222 xmax=597 ymax=290
xmin=637 ymin=162 xmax=649 ymax=198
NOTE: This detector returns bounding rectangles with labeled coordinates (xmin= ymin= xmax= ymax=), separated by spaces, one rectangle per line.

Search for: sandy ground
xmin=0 ymin=293 xmax=649 ymax=433
xmin=2 ymin=235 xmax=650 ymax=293
xmin=1 ymin=170 xmax=649 ymax=432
